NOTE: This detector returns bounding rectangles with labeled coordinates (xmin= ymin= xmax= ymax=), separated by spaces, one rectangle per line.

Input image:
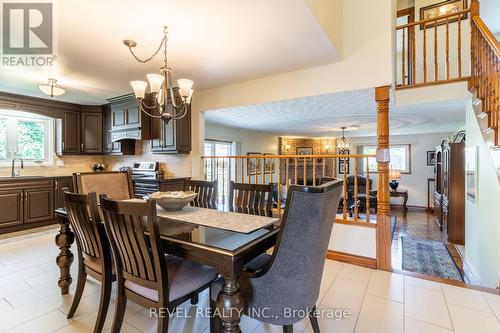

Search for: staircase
xmin=468 ymin=0 xmax=500 ymax=176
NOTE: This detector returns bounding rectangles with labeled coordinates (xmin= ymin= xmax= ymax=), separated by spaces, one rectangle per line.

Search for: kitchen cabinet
xmin=108 ymin=94 xmax=151 ymax=141
xmin=0 ymin=189 xmax=23 ymax=228
xmin=81 ymin=112 xmax=102 ymax=153
xmin=60 ymin=110 xmax=81 ymax=153
xmin=54 ymin=177 xmax=73 ymax=209
xmin=151 ymin=90 xmax=191 ymax=154
xmin=24 ymin=186 xmax=54 ymax=223
xmin=102 ymin=106 xmax=136 ymax=155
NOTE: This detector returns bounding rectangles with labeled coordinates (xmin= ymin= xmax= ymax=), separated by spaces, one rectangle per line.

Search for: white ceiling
xmin=0 ymin=0 xmax=337 ymax=104
xmin=204 ymin=88 xmax=468 ymax=136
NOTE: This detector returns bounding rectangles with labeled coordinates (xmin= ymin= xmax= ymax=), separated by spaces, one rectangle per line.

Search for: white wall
xmin=464 ymin=101 xmax=500 ymax=288
xmin=349 ymin=132 xmax=456 ymax=207
xmin=205 ymin=123 xmax=279 ymax=156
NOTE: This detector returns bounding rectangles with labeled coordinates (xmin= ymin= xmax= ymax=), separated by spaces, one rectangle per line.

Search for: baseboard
xmin=390 ymin=204 xmax=427 ymax=212
xmin=0 ymin=219 xmax=58 ymax=235
xmin=326 ymin=250 xmax=377 ymax=269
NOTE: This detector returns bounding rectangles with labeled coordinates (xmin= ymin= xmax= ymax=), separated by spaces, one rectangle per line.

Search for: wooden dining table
xmin=54 ymin=205 xmax=279 ymax=333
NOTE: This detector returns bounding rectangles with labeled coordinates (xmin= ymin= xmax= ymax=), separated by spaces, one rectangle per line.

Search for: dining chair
xmin=100 ymin=196 xmax=218 ymax=333
xmin=64 ymin=191 xmax=114 ymax=333
xmin=184 ymin=179 xmax=218 ymax=209
xmin=211 ymin=179 xmax=343 ymax=333
xmin=73 ymin=171 xmax=134 ymax=200
xmin=228 ymin=181 xmax=273 ymax=217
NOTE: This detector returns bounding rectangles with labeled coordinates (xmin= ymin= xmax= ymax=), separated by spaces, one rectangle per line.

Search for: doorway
xmin=204 ymin=140 xmax=233 ymax=210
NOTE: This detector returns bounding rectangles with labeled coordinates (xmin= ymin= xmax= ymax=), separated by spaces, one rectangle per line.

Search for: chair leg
xmin=190 ymin=293 xmax=199 ymax=305
xmin=209 ymin=298 xmax=220 ymax=333
xmin=110 ymin=282 xmax=127 ymax=333
xmin=67 ymin=267 xmax=86 ymax=319
xmin=93 ymin=273 xmax=112 ymax=333
xmin=308 ymin=305 xmax=321 ymax=333
xmin=283 ymin=325 xmax=293 ymax=333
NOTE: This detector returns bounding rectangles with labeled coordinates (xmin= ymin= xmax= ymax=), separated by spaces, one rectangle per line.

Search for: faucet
xmin=11 ymin=157 xmax=24 ymax=177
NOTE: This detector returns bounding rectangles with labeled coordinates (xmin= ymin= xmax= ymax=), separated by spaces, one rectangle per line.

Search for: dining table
xmin=54 ymin=204 xmax=280 ymax=333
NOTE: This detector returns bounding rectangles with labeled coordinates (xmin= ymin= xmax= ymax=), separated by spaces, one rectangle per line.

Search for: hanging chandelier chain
xmin=126 ymin=28 xmax=167 ymax=64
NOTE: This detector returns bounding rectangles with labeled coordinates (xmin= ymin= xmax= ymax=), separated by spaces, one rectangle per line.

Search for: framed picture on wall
xmin=247 ymin=152 xmax=261 ymax=175
xmin=420 ymin=0 xmax=468 ymax=29
xmin=465 ymin=146 xmax=477 ymax=205
xmin=296 ymin=147 xmax=313 ymax=161
xmin=454 ymin=130 xmax=466 ymax=143
xmin=338 ymin=159 xmax=350 ymax=174
xmin=426 ymin=151 xmax=436 ymax=166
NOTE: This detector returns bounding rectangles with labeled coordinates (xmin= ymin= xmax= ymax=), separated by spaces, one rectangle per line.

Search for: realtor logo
xmin=2 ymin=2 xmax=53 ymax=54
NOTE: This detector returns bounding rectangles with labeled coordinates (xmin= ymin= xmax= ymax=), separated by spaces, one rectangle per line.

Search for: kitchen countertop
xmin=0 ymin=175 xmax=73 ymax=181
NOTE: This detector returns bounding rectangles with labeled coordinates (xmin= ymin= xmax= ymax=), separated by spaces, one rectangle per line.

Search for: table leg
xmin=55 ymin=215 xmax=74 ymax=295
xmin=403 ymin=193 xmax=408 ymax=215
xmin=216 ymin=278 xmax=244 ymax=333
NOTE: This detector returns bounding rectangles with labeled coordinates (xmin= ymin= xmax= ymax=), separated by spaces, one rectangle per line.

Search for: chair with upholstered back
xmin=184 ymin=179 xmax=218 ymax=209
xmin=64 ymin=191 xmax=114 ymax=333
xmin=211 ymin=179 xmax=343 ymax=333
xmin=229 ymin=181 xmax=273 ymax=217
xmin=100 ymin=196 xmax=217 ymax=333
xmin=73 ymin=171 xmax=134 ymax=200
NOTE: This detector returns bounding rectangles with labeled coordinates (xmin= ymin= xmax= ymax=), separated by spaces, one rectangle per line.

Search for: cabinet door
xmin=54 ymin=178 xmax=73 ymax=209
xmin=24 ymin=187 xmax=54 ymax=223
xmin=0 ymin=189 xmax=23 ymax=228
xmin=62 ymin=111 xmax=81 ymax=153
xmin=81 ymin=112 xmax=102 ymax=153
xmin=102 ymin=108 xmax=113 ymax=153
xmin=126 ymin=105 xmax=140 ymax=127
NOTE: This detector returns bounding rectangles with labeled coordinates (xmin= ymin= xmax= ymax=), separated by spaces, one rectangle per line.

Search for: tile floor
xmin=0 ymin=227 xmax=499 ymax=333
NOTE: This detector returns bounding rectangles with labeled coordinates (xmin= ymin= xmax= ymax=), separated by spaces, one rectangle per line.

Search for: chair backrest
xmin=346 ymin=175 xmax=372 ymax=194
xmin=184 ymin=179 xmax=218 ymax=209
xmin=100 ymin=197 xmax=166 ymax=293
xmin=64 ymin=191 xmax=108 ymax=264
xmin=250 ymin=180 xmax=343 ymax=317
xmin=73 ymin=171 xmax=134 ymax=200
xmin=229 ymin=181 xmax=273 ymax=217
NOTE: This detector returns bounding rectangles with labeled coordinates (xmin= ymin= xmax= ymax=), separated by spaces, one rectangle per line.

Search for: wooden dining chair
xmin=184 ymin=179 xmax=218 ymax=209
xmin=100 ymin=196 xmax=218 ymax=333
xmin=211 ymin=179 xmax=343 ymax=333
xmin=64 ymin=191 xmax=114 ymax=333
xmin=73 ymin=171 xmax=134 ymax=200
xmin=228 ymin=181 xmax=273 ymax=217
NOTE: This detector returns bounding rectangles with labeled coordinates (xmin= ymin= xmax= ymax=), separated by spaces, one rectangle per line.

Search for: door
xmin=81 ymin=112 xmax=102 ymax=153
xmin=54 ymin=178 xmax=73 ymax=209
xmin=204 ymin=140 xmax=233 ymax=210
xmin=61 ymin=111 xmax=80 ymax=153
xmin=0 ymin=189 xmax=23 ymax=228
xmin=24 ymin=187 xmax=54 ymax=223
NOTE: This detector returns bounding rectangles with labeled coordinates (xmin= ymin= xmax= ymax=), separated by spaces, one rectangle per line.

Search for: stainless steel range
xmin=128 ymin=162 xmax=164 ymax=198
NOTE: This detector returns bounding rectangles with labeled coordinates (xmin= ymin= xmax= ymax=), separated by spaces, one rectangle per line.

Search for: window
xmin=362 ymin=144 xmax=411 ymax=174
xmin=0 ymin=111 xmax=53 ymax=165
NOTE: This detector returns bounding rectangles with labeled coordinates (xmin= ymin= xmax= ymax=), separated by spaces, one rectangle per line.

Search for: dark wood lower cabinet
xmin=0 ymin=189 xmax=24 ymax=228
xmin=0 ymin=177 xmax=72 ymax=234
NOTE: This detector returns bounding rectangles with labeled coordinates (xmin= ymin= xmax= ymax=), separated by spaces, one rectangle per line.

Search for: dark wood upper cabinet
xmin=0 ymin=189 xmax=23 ymax=228
xmin=108 ymin=94 xmax=152 ymax=141
xmin=81 ymin=112 xmax=102 ymax=153
xmin=60 ymin=110 xmax=81 ymax=153
xmin=102 ymin=105 xmax=136 ymax=155
xmin=151 ymin=90 xmax=191 ymax=154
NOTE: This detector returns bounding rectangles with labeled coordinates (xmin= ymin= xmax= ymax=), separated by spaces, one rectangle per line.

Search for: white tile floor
xmin=0 ymin=228 xmax=499 ymax=333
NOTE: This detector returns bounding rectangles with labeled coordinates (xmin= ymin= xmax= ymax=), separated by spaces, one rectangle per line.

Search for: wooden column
xmin=375 ymin=86 xmax=392 ymax=271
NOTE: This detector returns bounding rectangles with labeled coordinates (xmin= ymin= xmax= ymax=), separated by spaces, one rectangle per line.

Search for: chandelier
xmin=39 ymin=78 xmax=65 ymax=98
xmin=337 ymin=127 xmax=350 ymax=153
xmin=124 ymin=26 xmax=193 ymax=123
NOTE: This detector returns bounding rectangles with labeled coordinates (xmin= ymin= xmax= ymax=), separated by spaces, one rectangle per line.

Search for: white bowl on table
xmin=147 ymin=191 xmax=198 ymax=211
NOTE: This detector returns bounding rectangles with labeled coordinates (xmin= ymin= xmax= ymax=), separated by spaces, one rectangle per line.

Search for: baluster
xmin=412 ymin=24 xmax=416 ymax=85
xmin=204 ymin=158 xmax=207 ymax=181
xmin=354 ymin=158 xmax=358 ymax=222
xmin=342 ymin=157 xmax=347 ymax=221
xmin=333 ymin=156 xmax=337 ymax=178
xmin=303 ymin=158 xmax=307 ymax=185
xmin=313 ymin=158 xmax=316 ymax=186
xmin=423 ymin=26 xmax=427 ymax=83
xmin=270 ymin=157 xmax=274 ymax=184
xmin=261 ymin=157 xmax=265 ymax=184
xmin=402 ymin=28 xmax=406 ymax=85
xmin=446 ymin=17 xmax=450 ymax=80
xmin=278 ymin=158 xmax=282 ymax=218
xmin=458 ymin=13 xmax=462 ymax=78
xmin=365 ymin=157 xmax=370 ymax=223
xmin=286 ymin=158 xmax=290 ymax=192
xmin=434 ymin=18 xmax=438 ymax=81
xmin=240 ymin=157 xmax=244 ymax=184
xmin=222 ymin=158 xmax=226 ymax=210
xmin=322 ymin=154 xmax=326 ymax=177
xmin=294 ymin=158 xmax=298 ymax=185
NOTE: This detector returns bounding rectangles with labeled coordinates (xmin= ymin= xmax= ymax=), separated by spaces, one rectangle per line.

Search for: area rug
xmin=401 ymin=236 xmax=463 ymax=281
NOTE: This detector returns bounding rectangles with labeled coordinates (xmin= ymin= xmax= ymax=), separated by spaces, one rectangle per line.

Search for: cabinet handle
xmin=62 ymin=142 xmax=65 ymax=151
xmin=81 ymin=143 xmax=84 ymax=152
xmin=20 ymin=193 xmax=23 ymax=203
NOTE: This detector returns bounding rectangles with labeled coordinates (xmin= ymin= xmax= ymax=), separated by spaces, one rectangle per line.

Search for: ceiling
xmin=204 ymin=88 xmax=468 ymax=137
xmin=0 ymin=0 xmax=337 ymax=105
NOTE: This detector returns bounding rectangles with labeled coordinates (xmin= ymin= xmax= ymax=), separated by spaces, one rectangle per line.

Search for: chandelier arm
xmin=170 ymin=105 xmax=188 ymax=120
xmin=139 ymin=103 xmax=162 ymax=118
xmin=166 ymin=71 xmax=182 ymax=109
xmin=127 ymin=36 xmax=166 ymax=64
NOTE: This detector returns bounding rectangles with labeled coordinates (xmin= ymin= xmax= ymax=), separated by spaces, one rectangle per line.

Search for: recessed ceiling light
xmin=39 ymin=78 xmax=66 ymax=98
